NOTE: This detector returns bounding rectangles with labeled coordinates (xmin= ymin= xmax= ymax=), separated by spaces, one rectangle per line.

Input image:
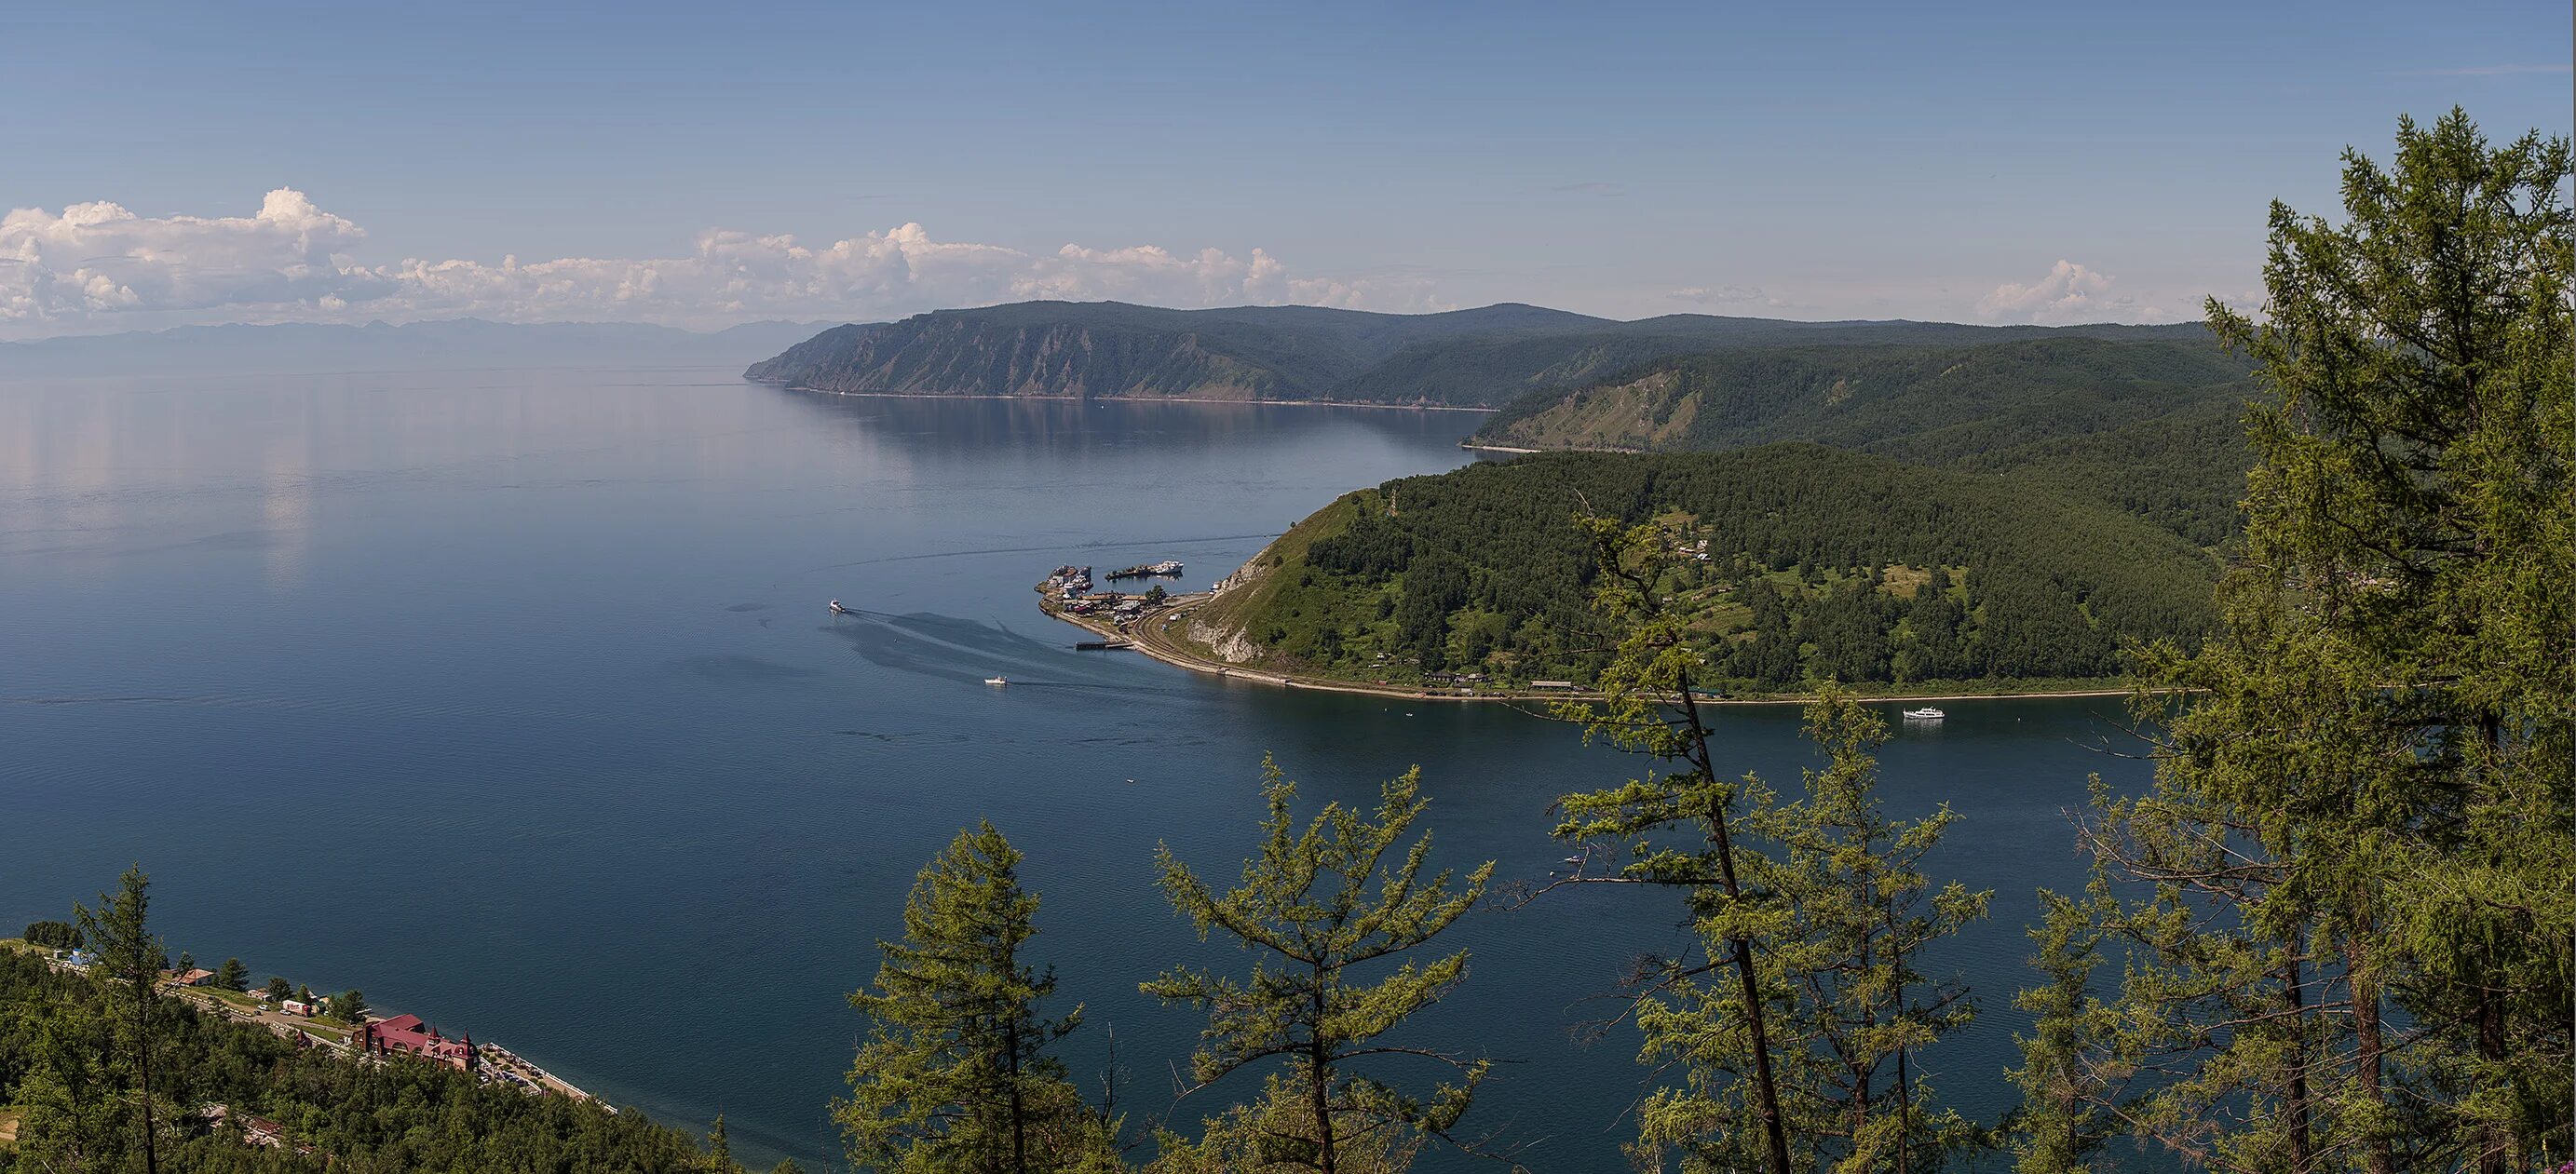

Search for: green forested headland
xmin=1186 ymin=443 xmax=2217 ymax=692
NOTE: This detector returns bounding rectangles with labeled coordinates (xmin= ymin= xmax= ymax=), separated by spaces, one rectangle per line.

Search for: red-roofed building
xmin=355 ymin=1013 xmax=476 ymax=1071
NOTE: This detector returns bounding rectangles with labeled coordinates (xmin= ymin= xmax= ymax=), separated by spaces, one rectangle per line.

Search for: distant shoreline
xmin=1038 ymin=587 xmax=2141 ymax=708
xmin=766 ymin=383 xmax=1503 ymax=413
xmin=1457 ymin=440 xmax=1643 ymax=454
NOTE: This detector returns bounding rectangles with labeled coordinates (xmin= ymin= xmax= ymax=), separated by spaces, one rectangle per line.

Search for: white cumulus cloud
xmin=1974 ymin=259 xmax=2144 ymax=325
xmin=0 ymin=189 xmax=392 ymax=330
xmin=0 ymin=189 xmax=1446 ymax=339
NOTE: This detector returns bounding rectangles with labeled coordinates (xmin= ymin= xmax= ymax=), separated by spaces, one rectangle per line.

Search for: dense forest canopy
xmin=1186 ymin=444 xmax=2217 ymax=692
xmin=1472 ymin=335 xmax=2260 ymax=545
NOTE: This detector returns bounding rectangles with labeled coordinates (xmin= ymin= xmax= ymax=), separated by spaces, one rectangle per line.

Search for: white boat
xmin=983 ymin=676 xmax=1010 ymax=686
xmin=828 ymin=600 xmax=850 ymax=615
xmin=1902 ymin=707 xmax=1946 ymax=721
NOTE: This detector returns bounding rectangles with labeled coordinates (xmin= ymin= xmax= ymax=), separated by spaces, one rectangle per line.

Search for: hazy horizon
xmin=6 ymin=1 xmax=2568 ymax=343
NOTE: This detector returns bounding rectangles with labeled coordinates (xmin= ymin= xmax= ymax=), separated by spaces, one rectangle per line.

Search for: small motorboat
xmin=1902 ymin=707 xmax=1946 ymax=721
xmin=828 ymin=600 xmax=851 ymax=615
xmin=983 ymin=676 xmax=1010 ymax=687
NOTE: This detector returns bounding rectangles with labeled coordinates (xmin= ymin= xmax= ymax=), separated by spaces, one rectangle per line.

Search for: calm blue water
xmin=0 ymin=369 xmax=2150 ymax=1170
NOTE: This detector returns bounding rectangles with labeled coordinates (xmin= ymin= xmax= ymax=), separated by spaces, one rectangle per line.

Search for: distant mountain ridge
xmin=0 ymin=318 xmax=843 ymax=378
xmin=743 ymin=300 xmax=2213 ymax=409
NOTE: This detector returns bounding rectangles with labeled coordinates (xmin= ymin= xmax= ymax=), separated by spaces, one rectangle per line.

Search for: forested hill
xmin=1184 ymin=445 xmax=2217 ymax=694
xmin=1471 ymin=335 xmax=2259 ymax=544
xmin=741 ymin=300 xmax=2217 ymax=409
xmin=0 ymin=946 xmax=730 ymax=1172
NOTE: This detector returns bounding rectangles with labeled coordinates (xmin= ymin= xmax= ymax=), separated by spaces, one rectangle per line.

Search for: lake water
xmin=0 ymin=369 xmax=2150 ymax=1170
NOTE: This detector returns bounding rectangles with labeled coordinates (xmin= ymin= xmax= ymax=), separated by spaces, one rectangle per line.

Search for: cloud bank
xmin=0 ymin=189 xmax=1445 ymax=339
xmin=1975 ymin=259 xmax=2158 ymax=325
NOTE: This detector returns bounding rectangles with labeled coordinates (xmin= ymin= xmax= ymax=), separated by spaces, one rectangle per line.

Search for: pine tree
xmin=2007 ymin=861 xmax=2121 ymax=1173
xmin=839 ymin=823 xmax=1117 ymax=1174
xmin=11 ymin=956 xmax=123 ymax=1169
xmin=75 ymin=865 xmax=167 ymax=1174
xmin=708 ymin=1113 xmax=733 ymax=1170
xmin=1551 ymin=516 xmax=1794 ymax=1174
xmin=2073 ymin=110 xmax=2573 ymax=1172
xmin=1146 ymin=1075 xmax=1420 ymax=1174
xmin=215 ymin=956 xmax=250 ymax=992
xmin=1145 ymin=757 xmax=1497 ymax=1174
xmin=1738 ymin=686 xmax=1988 ymax=1171
xmin=21 ymin=919 xmax=80 ymax=951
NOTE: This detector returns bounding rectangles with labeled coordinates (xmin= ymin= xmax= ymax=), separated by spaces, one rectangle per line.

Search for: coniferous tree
xmin=2007 ymin=865 xmax=2122 ymax=1174
xmin=1146 ymin=1075 xmax=1419 ymax=1174
xmin=1551 ymin=517 xmax=1794 ymax=1174
xmin=1739 ymin=686 xmax=1988 ymax=1171
xmin=75 ymin=864 xmax=168 ymax=1174
xmin=10 ymin=958 xmax=123 ymax=1168
xmin=839 ymin=823 xmax=1118 ymax=1174
xmin=1145 ymin=758 xmax=1497 ymax=1174
xmin=21 ymin=919 xmax=81 ymax=951
xmin=264 ymin=975 xmax=291 ymax=1002
xmin=2068 ymin=111 xmax=2573 ymax=1173
xmin=215 ymin=956 xmax=251 ymax=992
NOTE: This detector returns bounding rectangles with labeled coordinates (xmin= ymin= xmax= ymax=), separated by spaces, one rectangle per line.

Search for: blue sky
xmin=3 ymin=0 xmax=2568 ymax=337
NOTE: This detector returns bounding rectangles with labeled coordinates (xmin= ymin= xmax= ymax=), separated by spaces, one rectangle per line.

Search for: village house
xmin=168 ymin=967 xmax=216 ymax=987
xmin=356 ymin=1013 xmax=477 ymax=1071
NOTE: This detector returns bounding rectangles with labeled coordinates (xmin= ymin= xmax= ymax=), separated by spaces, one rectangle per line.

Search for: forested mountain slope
xmin=1186 ymin=445 xmax=2217 ymax=694
xmin=744 ymin=301 xmax=1608 ymax=404
xmin=0 ymin=948 xmax=720 ymax=1172
xmin=1471 ymin=336 xmax=2258 ymax=543
xmin=742 ymin=300 xmax=2218 ymax=409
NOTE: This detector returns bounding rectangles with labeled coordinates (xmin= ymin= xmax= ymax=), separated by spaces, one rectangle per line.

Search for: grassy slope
xmin=1186 ymin=488 xmax=1379 ymax=661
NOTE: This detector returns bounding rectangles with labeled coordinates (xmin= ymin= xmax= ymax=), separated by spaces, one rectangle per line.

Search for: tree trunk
xmin=128 ymin=961 xmax=156 ymax=1174
xmin=1680 ymin=681 xmax=1792 ymax=1174
xmin=2476 ymin=984 xmax=2507 ymax=1174
xmin=1883 ymin=842 xmax=1914 ymax=1174
xmin=2347 ymin=938 xmax=2391 ymax=1174
xmin=1311 ymin=968 xmax=1336 ymax=1174
xmin=2282 ymin=957 xmax=2312 ymax=1174
xmin=1005 ymin=1019 xmax=1027 ymax=1174
xmin=1893 ymin=1022 xmax=1914 ymax=1174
